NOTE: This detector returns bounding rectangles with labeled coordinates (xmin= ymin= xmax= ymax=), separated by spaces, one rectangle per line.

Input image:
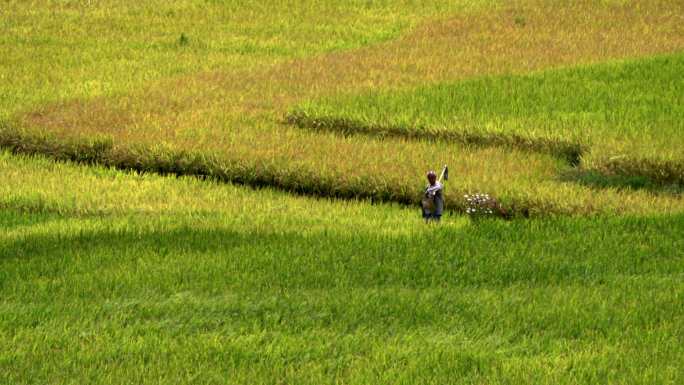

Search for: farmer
xmin=422 ymin=170 xmax=444 ymax=223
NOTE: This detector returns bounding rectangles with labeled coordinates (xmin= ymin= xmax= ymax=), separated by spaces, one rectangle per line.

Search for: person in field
xmin=422 ymin=170 xmax=444 ymax=223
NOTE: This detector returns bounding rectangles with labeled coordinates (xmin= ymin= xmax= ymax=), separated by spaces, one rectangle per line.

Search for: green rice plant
xmin=2 ymin=1 xmax=684 ymax=382
xmin=0 ymin=0 xmax=492 ymax=120
xmin=1 ymin=152 xmax=683 ymax=384
xmin=3 ymin=1 xmax=683 ymax=217
xmin=3 ymin=119 xmax=683 ymax=217
xmin=289 ymin=52 xmax=684 ymax=185
xmin=285 ymin=111 xmax=585 ymax=165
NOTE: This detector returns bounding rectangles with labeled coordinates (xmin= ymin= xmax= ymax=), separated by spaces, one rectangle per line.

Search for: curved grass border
xmin=2 ymin=120 xmax=681 ymax=220
xmin=285 ymin=111 xmax=684 ymax=189
xmin=286 ymin=111 xmax=585 ymax=166
xmin=4 ymin=123 xmax=596 ymax=218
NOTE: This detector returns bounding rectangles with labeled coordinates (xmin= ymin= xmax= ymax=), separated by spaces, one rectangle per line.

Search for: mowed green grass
xmin=290 ymin=52 xmax=684 ymax=183
xmin=2 ymin=152 xmax=683 ymax=384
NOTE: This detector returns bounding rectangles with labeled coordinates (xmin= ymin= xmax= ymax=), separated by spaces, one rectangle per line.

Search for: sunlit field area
xmin=2 ymin=0 xmax=683 ymax=383
xmin=290 ymin=53 xmax=684 ymax=183
xmin=2 ymin=152 xmax=683 ymax=384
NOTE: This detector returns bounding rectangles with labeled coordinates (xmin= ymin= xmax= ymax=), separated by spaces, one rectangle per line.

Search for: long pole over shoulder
xmin=438 ymin=164 xmax=448 ymax=184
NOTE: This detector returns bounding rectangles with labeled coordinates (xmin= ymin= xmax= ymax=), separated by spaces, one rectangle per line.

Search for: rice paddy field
xmin=1 ymin=0 xmax=683 ymax=383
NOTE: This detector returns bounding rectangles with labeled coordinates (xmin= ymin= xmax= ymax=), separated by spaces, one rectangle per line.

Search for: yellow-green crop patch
xmin=0 ymin=1 xmax=684 ymax=214
xmin=2 ymin=1 xmax=684 ymax=383
xmin=2 ymin=1 xmax=684 ymax=382
xmin=0 ymin=0 xmax=493 ymax=120
xmin=290 ymin=52 xmax=684 ymax=185
xmin=4 ymin=121 xmax=684 ymax=217
xmin=2 ymin=152 xmax=684 ymax=384
xmin=3 ymin=0 xmax=684 ymax=216
xmin=0 ymin=151 xmax=425 ymax=235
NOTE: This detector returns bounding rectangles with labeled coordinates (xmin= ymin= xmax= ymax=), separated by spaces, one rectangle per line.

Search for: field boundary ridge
xmin=285 ymin=111 xmax=684 ymax=190
xmin=3 ymin=123 xmax=590 ymax=218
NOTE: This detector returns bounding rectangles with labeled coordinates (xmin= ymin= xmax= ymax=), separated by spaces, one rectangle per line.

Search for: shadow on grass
xmin=560 ymin=169 xmax=683 ymax=196
xmin=3 ymin=213 xmax=683 ymax=292
xmin=0 ymin=208 xmax=74 ymax=228
xmin=285 ymin=112 xmax=584 ymax=166
xmin=0 ymin=121 xmax=681 ymax=219
xmin=287 ymin=113 xmax=684 ymax=194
